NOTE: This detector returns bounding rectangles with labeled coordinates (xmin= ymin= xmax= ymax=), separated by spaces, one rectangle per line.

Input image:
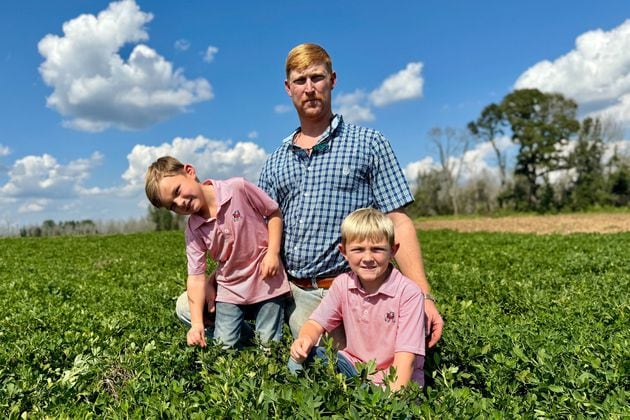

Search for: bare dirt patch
xmin=414 ymin=213 xmax=630 ymax=235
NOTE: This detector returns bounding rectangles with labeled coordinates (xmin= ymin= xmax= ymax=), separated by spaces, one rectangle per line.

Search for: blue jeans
xmin=214 ymin=294 xmax=286 ymax=349
xmin=175 ymin=291 xmax=254 ymax=346
xmin=287 ymin=346 xmax=358 ymax=379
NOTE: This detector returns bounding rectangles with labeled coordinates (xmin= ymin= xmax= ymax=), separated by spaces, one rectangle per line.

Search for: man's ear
xmin=284 ymin=79 xmax=292 ymax=96
xmin=330 ymin=71 xmax=337 ymax=89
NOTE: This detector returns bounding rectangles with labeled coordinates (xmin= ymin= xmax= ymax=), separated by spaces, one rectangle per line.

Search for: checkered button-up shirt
xmin=258 ymin=114 xmax=413 ymax=279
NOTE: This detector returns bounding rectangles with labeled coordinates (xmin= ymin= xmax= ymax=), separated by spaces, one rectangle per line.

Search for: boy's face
xmin=157 ymin=165 xmax=206 ymax=216
xmin=339 ymin=237 xmax=399 ymax=288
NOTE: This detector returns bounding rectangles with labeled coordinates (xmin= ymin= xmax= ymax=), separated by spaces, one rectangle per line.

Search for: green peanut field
xmin=1 ymin=229 xmax=628 ymax=418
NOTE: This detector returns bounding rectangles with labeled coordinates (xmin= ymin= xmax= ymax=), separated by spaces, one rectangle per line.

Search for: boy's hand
xmin=290 ymin=336 xmax=313 ymax=363
xmin=187 ymin=323 xmax=207 ymax=347
xmin=260 ymin=252 xmax=280 ymax=280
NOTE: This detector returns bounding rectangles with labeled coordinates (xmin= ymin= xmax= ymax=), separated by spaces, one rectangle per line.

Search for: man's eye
xmin=312 ymin=75 xmax=325 ymax=82
xmin=293 ymin=78 xmax=306 ymax=85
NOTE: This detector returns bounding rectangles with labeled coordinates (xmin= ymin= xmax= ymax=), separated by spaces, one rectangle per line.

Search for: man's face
xmin=285 ymin=63 xmax=336 ymax=120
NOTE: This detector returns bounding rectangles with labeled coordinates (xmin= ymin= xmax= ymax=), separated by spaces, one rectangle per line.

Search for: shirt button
xmin=299 ymin=219 xmax=304 ymax=223
xmin=304 ymin=192 xmax=309 ymax=196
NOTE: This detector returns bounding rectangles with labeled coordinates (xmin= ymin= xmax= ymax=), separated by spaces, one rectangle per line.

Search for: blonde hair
xmin=341 ymin=208 xmax=395 ymax=248
xmin=144 ymin=156 xmax=186 ymax=208
xmin=285 ymin=43 xmax=333 ymax=79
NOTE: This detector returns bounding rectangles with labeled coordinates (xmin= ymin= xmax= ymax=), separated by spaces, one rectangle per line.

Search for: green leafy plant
xmin=0 ymin=230 xmax=628 ymax=417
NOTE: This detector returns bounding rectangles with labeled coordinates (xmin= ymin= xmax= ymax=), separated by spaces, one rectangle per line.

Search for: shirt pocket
xmin=332 ymin=164 xmax=368 ymax=192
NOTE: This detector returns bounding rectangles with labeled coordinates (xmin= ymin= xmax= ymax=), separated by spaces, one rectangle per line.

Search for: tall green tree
xmin=148 ymin=207 xmax=184 ymax=231
xmin=500 ymin=89 xmax=580 ymax=210
xmin=566 ymin=117 xmax=607 ymax=210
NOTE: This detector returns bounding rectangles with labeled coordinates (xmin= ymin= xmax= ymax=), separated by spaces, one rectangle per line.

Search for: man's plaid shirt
xmin=258 ymin=114 xmax=413 ymax=279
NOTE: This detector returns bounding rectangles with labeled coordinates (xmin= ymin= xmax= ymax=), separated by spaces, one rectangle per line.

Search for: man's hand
xmin=425 ymin=299 xmax=443 ymax=348
xmin=260 ymin=252 xmax=280 ymax=280
xmin=290 ymin=336 xmax=314 ymax=363
xmin=187 ymin=322 xmax=207 ymax=347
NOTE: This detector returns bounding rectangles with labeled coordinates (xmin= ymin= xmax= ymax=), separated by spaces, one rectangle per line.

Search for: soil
xmin=414 ymin=213 xmax=630 ymax=235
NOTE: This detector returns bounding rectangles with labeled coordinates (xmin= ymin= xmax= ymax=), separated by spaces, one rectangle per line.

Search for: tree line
xmin=14 ymin=207 xmax=185 ymax=237
xmin=408 ymin=88 xmax=630 ymax=217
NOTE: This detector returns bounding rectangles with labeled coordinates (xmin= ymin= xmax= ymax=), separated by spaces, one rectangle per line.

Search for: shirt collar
xmin=346 ymin=264 xmax=399 ymax=297
xmin=282 ymin=114 xmax=343 ymax=147
xmin=187 ymin=179 xmax=233 ymax=230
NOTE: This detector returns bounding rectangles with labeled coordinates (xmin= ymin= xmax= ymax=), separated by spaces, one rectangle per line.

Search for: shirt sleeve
xmin=370 ymin=133 xmax=414 ymax=213
xmin=257 ymin=158 xmax=278 ymax=203
xmin=309 ymin=277 xmax=345 ymax=332
xmin=241 ymin=178 xmax=279 ymax=217
xmin=395 ymin=282 xmax=425 ymax=356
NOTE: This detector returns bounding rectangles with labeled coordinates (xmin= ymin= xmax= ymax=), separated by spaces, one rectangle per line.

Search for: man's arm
xmin=389 ymin=352 xmax=416 ymax=391
xmin=387 ymin=209 xmax=443 ymax=348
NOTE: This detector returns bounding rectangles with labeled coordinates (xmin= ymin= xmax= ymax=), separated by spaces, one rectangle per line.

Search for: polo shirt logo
xmin=385 ymin=311 xmax=396 ymax=323
xmin=232 ymin=210 xmax=241 ymax=222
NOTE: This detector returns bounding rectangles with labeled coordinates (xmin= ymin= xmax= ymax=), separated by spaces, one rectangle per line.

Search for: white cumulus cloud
xmin=122 ymin=136 xmax=269 ymax=194
xmin=334 ymin=90 xmax=374 ymax=123
xmin=37 ymin=0 xmax=212 ymax=132
xmin=514 ymin=19 xmax=630 ymax=126
xmin=330 ymin=62 xmax=424 ymax=123
xmin=0 ymin=144 xmax=10 ymax=157
xmin=0 ymin=152 xmax=103 ymax=198
xmin=404 ymin=137 xmax=516 ymax=191
xmin=369 ymin=62 xmax=424 ymax=107
xmin=19 ymin=199 xmax=50 ymax=214
xmin=174 ymin=39 xmax=190 ymax=51
xmin=203 ymin=45 xmax=219 ymax=63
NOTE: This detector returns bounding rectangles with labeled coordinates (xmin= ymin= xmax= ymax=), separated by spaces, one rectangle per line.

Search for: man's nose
xmin=304 ymin=78 xmax=315 ymax=92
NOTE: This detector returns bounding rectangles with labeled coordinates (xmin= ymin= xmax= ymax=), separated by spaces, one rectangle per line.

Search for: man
xmin=258 ymin=43 xmax=443 ymax=347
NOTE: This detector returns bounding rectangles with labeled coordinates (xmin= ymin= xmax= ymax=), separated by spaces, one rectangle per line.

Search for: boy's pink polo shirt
xmin=185 ymin=177 xmax=290 ymax=305
xmin=309 ymin=267 xmax=425 ymax=386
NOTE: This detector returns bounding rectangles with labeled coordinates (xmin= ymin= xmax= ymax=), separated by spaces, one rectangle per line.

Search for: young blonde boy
xmin=288 ymin=208 xmax=426 ymax=390
xmin=145 ymin=156 xmax=290 ymax=349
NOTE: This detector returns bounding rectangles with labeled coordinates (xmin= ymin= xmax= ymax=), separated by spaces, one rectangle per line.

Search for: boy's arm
xmin=389 ymin=351 xmax=416 ymax=391
xmin=290 ymin=320 xmax=325 ymax=363
xmin=187 ymin=273 xmax=209 ymax=348
xmin=260 ymin=209 xmax=282 ymax=280
xmin=387 ymin=209 xmax=443 ymax=348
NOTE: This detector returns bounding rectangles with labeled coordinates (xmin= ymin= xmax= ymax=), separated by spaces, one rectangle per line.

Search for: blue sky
xmin=1 ymin=0 xmax=629 ymax=229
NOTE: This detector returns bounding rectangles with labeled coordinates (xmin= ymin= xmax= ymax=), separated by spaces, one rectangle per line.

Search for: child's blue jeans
xmin=214 ymin=294 xmax=286 ymax=349
xmin=288 ymin=346 xmax=358 ymax=378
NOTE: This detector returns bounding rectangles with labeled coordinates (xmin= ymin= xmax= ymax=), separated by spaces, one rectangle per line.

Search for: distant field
xmin=416 ymin=212 xmax=630 ymax=234
xmin=0 ymin=230 xmax=628 ymax=417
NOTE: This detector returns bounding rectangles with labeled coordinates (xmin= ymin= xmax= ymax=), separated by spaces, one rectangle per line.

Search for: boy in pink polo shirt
xmin=288 ymin=208 xmax=425 ymax=390
xmin=145 ymin=156 xmax=290 ymax=349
